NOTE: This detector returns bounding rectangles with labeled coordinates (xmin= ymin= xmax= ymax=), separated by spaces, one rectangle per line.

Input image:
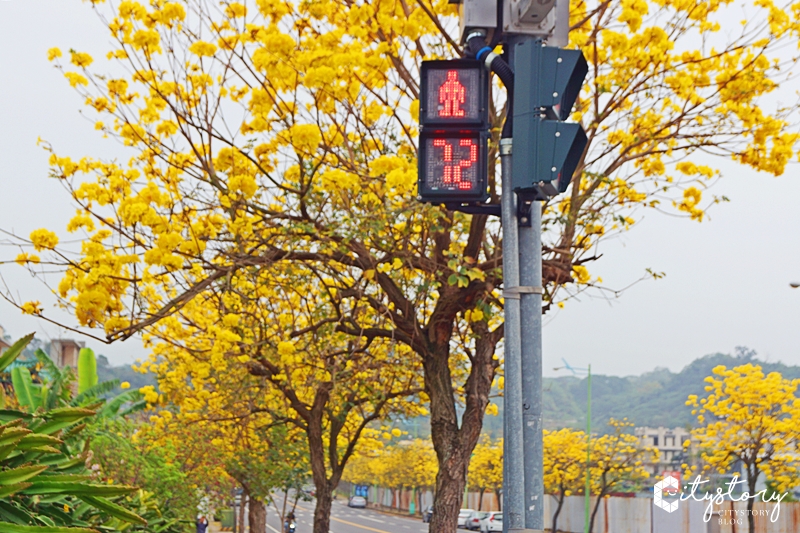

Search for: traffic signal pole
xmin=418 ymin=5 xmax=586 ymax=532
xmin=500 ymin=136 xmax=527 ymax=533
xmin=508 ymin=34 xmax=545 ymax=533
xmin=519 ymin=195 xmax=544 ymax=531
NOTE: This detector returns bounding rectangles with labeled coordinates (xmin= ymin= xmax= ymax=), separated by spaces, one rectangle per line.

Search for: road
xmin=266 ymin=500 xmax=432 ymax=533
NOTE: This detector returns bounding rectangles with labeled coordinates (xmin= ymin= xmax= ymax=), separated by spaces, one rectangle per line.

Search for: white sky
xmin=1 ymin=1 xmax=799 ymax=372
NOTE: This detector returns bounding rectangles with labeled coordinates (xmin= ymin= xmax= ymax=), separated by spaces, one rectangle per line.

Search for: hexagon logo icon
xmin=653 ymin=475 xmax=680 ymax=513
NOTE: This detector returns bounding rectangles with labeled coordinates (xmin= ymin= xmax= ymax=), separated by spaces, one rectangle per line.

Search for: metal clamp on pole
xmin=503 ymin=286 xmax=543 ymax=299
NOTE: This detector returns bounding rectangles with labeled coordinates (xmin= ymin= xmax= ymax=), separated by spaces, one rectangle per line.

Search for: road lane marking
xmin=296 ymin=504 xmax=396 ymax=533
xmin=267 ymin=524 xmax=280 ymax=533
xmin=361 ymin=516 xmax=386 ymax=523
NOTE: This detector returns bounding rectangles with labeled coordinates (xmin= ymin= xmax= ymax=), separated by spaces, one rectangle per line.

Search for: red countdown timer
xmin=418 ymin=60 xmax=489 ymax=203
xmin=418 ymin=130 xmax=489 ymax=201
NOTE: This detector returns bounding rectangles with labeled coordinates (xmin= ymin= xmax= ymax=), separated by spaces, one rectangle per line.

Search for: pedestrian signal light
xmin=419 ymin=60 xmax=489 ymax=128
xmin=418 ymin=60 xmax=490 ymax=203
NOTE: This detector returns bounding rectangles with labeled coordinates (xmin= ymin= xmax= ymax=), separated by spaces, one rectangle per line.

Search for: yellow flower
xmin=15 ymin=253 xmax=40 ymax=265
xmin=189 ymin=41 xmax=217 ymax=57
xmin=70 ymin=50 xmax=94 ymax=68
xmin=21 ymin=301 xmax=43 ymax=315
xmin=47 ymin=47 xmax=62 ymax=61
xmin=120 ymin=381 xmax=131 ymax=390
xmin=29 ymin=228 xmax=59 ymax=251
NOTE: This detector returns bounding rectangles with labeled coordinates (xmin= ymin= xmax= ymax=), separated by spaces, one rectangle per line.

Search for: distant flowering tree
xmin=687 ymin=364 xmax=800 ymax=533
xmin=544 ymin=428 xmax=587 ymax=533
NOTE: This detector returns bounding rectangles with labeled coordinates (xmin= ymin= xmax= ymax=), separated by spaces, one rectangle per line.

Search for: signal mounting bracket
xmin=445 ymin=202 xmax=502 ymax=217
xmin=516 ymin=190 xmax=546 ymax=226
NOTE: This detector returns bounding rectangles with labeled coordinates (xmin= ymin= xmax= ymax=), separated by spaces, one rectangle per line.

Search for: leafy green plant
xmin=0 ymin=335 xmax=147 ymax=532
xmin=77 ymin=349 xmax=98 ymax=396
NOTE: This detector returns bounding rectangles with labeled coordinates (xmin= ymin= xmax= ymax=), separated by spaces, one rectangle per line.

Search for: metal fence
xmin=338 ymin=482 xmax=800 ymax=533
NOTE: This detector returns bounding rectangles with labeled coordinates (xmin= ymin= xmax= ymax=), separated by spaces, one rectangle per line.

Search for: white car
xmin=481 ymin=511 xmax=502 ymax=532
xmin=467 ymin=511 xmax=489 ymax=530
xmin=348 ymin=496 xmax=367 ymax=508
xmin=457 ymin=509 xmax=475 ymax=528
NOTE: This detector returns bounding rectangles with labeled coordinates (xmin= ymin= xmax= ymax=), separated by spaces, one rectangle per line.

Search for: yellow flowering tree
xmin=5 ymin=0 xmax=800 ymax=530
xmin=134 ymin=262 xmax=424 ymax=533
xmin=587 ymin=419 xmax=654 ymax=533
xmin=543 ymin=428 xmax=587 ymax=533
xmin=686 ymin=364 xmax=800 ymax=533
xmin=344 ymin=438 xmax=437 ymax=510
xmin=467 ymin=436 xmax=503 ymax=511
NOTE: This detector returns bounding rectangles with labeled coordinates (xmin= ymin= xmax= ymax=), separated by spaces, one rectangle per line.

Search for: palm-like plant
xmin=0 ymin=334 xmax=147 ymax=532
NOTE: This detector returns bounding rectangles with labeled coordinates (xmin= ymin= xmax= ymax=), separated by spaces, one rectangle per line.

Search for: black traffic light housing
xmin=418 ymin=60 xmax=491 ymax=204
xmin=512 ymin=40 xmax=588 ymax=196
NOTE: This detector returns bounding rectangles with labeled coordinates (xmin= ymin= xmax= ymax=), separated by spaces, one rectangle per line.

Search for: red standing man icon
xmin=438 ymin=70 xmax=466 ymax=118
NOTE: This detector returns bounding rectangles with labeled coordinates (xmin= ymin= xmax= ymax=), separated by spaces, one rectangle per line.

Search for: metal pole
xmin=584 ymin=365 xmax=592 ymax=533
xmin=550 ymin=0 xmax=570 ymax=48
xmin=519 ymin=200 xmax=543 ymax=530
xmin=500 ymin=137 xmax=525 ymax=533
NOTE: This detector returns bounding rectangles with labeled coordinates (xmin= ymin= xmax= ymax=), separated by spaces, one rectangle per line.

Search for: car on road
xmin=467 ymin=511 xmax=489 ymax=530
xmin=422 ymin=506 xmax=433 ymax=523
xmin=348 ymin=496 xmax=367 ymax=508
xmin=457 ymin=509 xmax=475 ymax=528
xmin=481 ymin=511 xmax=502 ymax=532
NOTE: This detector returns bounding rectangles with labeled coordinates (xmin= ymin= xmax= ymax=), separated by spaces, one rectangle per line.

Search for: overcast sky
xmin=1 ymin=1 xmax=799 ymax=374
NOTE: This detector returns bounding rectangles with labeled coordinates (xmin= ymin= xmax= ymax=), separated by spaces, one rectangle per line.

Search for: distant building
xmin=50 ymin=339 xmax=85 ymax=369
xmin=635 ymin=426 xmax=691 ymax=477
xmin=0 ymin=325 xmax=10 ymax=352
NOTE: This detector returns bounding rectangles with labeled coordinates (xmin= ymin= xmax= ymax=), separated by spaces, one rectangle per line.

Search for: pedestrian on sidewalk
xmin=196 ymin=515 xmax=209 ymax=533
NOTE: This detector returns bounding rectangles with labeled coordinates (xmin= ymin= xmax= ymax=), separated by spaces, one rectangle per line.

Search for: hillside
xmin=542 ymin=347 xmax=800 ymax=432
xmin=399 ymin=347 xmax=800 ymax=438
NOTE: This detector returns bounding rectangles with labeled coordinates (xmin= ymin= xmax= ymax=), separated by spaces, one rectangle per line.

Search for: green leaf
xmin=71 ymin=381 xmax=119 ymax=407
xmin=21 ymin=482 xmax=138 ymax=497
xmin=17 ymin=434 xmax=63 ymax=450
xmin=36 ymin=474 xmax=92 ymax=482
xmin=0 ymin=427 xmax=32 ymax=446
xmin=0 ymin=500 xmax=34 ymax=524
xmin=0 ymin=410 xmax=33 ymax=423
xmin=0 ymin=482 xmax=32 ymax=497
xmin=0 ymin=334 xmax=35 ymax=372
xmin=33 ymin=409 xmax=95 ymax=435
xmin=99 ymin=390 xmax=143 ymax=418
xmin=0 ymin=522 xmax=100 ymax=533
xmin=44 ymin=408 xmax=96 ymax=421
xmin=77 ymin=349 xmax=98 ymax=395
xmin=0 ymin=464 xmax=48 ymax=485
xmin=11 ymin=367 xmax=38 ymax=410
xmin=79 ymin=495 xmax=147 ymax=525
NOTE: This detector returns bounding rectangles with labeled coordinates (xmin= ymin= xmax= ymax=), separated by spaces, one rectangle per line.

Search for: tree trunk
xmin=426 ymin=346 xmax=469 ymax=533
xmin=552 ymin=492 xmax=565 ymax=533
xmin=477 ymin=488 xmax=485 ymax=511
xmin=588 ymin=486 xmax=607 ymax=533
xmin=238 ymin=489 xmax=248 ymax=533
xmin=307 ymin=391 xmax=340 ymax=533
xmin=495 ymin=489 xmax=502 ymax=511
xmin=313 ymin=489 xmax=334 ymax=533
xmin=249 ymin=497 xmax=266 ymax=533
xmin=747 ymin=466 xmax=758 ymax=533
xmin=424 ymin=320 xmax=497 ymax=533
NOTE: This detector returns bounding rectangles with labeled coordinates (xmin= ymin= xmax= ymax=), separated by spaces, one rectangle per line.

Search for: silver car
xmin=457 ymin=509 xmax=475 ymax=528
xmin=348 ymin=496 xmax=367 ymax=508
